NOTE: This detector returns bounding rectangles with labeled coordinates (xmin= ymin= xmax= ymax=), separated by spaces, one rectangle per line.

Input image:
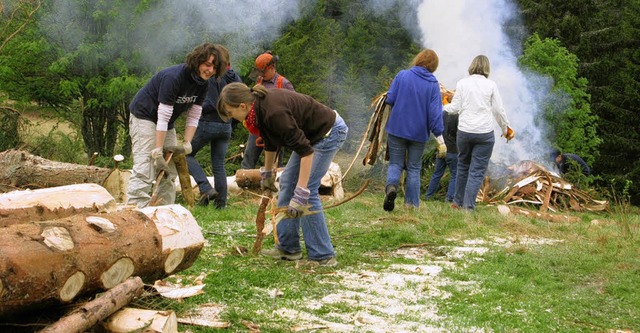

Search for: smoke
xmin=136 ymin=0 xmax=308 ymax=68
xmin=417 ymin=0 xmax=554 ymax=166
xmin=41 ymin=0 xmax=310 ymax=71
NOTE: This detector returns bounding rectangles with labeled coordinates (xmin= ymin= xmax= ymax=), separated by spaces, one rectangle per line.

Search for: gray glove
xmin=260 ymin=167 xmax=278 ymax=192
xmin=151 ymin=147 xmax=168 ymax=172
xmin=166 ymin=141 xmax=192 ymax=155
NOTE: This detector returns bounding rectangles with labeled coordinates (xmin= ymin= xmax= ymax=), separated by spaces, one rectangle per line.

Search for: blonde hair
xmin=468 ymin=55 xmax=490 ymax=78
xmin=411 ymin=49 xmax=439 ymax=73
xmin=217 ymin=83 xmax=268 ymax=118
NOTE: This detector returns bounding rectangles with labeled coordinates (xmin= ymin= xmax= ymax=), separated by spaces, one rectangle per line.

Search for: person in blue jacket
xmin=383 ymin=49 xmax=447 ymax=211
xmin=186 ymin=45 xmax=242 ymax=208
xmin=127 ymin=43 xmax=228 ymax=208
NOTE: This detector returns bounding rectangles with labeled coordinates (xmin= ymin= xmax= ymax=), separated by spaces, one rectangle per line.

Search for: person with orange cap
xmin=241 ymin=51 xmax=295 ymax=169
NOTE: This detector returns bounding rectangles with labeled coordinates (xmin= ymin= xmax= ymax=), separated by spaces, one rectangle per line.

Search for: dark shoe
xmin=197 ymin=190 xmax=218 ymax=206
xmin=383 ymin=185 xmax=397 ymax=212
xmin=260 ymin=247 xmax=303 ymax=261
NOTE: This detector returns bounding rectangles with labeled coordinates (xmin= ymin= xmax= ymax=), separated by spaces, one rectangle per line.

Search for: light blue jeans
xmin=276 ymin=113 xmax=348 ymax=261
xmin=385 ymin=134 xmax=426 ymax=208
xmin=127 ymin=114 xmax=178 ymax=208
xmin=454 ymin=130 xmax=494 ymax=210
xmin=425 ymin=152 xmax=458 ymax=202
xmin=186 ymin=120 xmax=232 ymax=208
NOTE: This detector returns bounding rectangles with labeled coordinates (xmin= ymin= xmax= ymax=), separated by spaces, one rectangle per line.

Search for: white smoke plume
xmin=41 ymin=0 xmax=311 ymax=70
xmin=418 ymin=0 xmax=553 ymax=166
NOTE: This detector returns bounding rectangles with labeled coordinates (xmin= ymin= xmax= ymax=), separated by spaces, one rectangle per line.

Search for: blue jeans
xmin=425 ymin=152 xmax=458 ymax=202
xmin=454 ymin=131 xmax=494 ymax=210
xmin=385 ymin=134 xmax=426 ymax=208
xmin=276 ymin=113 xmax=348 ymax=261
xmin=186 ymin=120 xmax=231 ymax=208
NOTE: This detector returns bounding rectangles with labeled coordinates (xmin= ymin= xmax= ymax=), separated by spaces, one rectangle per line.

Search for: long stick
xmin=39 ymin=277 xmax=144 ymax=333
xmin=251 ymin=191 xmax=272 ymax=255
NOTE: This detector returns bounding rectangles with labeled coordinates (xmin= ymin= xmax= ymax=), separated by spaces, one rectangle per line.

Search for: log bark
xmin=252 ymin=191 xmax=272 ymax=255
xmin=0 ymin=183 xmax=117 ymax=227
xmin=39 ymin=277 xmax=144 ymax=333
xmin=234 ymin=169 xmax=268 ymax=189
xmin=0 ymin=210 xmax=163 ymax=317
xmin=172 ymin=154 xmax=194 ymax=208
xmin=0 ymin=149 xmax=111 ymax=190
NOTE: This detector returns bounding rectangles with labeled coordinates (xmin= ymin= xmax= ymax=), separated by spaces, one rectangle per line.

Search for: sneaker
xmin=317 ymin=257 xmax=338 ymax=267
xmin=260 ymin=247 xmax=303 ymax=261
xmin=383 ymin=185 xmax=397 ymax=212
xmin=297 ymin=257 xmax=338 ymax=268
xmin=451 ymin=203 xmax=459 ymax=209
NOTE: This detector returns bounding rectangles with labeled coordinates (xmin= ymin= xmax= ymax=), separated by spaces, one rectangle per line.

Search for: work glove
xmin=151 ymin=147 xmax=168 ymax=173
xmin=259 ymin=167 xmax=278 ymax=193
xmin=166 ymin=141 xmax=192 ymax=155
xmin=435 ymin=135 xmax=447 ymax=159
xmin=288 ymin=186 xmax=310 ymax=218
xmin=503 ymin=127 xmax=515 ymax=142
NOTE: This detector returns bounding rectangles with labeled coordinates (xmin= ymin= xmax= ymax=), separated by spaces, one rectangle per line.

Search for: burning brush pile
xmin=479 ymin=160 xmax=608 ymax=213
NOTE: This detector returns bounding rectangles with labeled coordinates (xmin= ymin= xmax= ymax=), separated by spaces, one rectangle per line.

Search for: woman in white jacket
xmin=444 ymin=55 xmax=515 ymax=210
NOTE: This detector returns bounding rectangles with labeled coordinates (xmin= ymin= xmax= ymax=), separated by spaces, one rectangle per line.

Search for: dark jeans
xmin=425 ymin=152 xmax=458 ymax=202
xmin=240 ymin=133 xmax=284 ymax=169
xmin=454 ymin=130 xmax=494 ymax=210
xmin=186 ymin=120 xmax=231 ymax=208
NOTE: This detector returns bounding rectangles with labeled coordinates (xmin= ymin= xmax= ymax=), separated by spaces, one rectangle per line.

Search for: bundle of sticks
xmin=480 ymin=168 xmax=608 ymax=213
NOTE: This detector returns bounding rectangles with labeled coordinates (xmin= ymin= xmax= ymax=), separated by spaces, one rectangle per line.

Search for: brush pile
xmin=479 ymin=160 xmax=608 ymax=213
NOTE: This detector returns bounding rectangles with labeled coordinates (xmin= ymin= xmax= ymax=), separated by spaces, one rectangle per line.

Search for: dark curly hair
xmin=185 ymin=43 xmax=228 ymax=78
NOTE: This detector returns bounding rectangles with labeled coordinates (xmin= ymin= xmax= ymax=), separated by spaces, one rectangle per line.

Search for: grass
xmin=139 ymin=185 xmax=640 ymax=333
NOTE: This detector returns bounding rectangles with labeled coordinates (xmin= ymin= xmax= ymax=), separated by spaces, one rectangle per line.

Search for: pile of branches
xmin=480 ymin=162 xmax=608 ymax=213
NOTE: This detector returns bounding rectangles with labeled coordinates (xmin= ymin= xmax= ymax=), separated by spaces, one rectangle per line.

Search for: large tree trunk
xmin=0 ymin=183 xmax=117 ymax=227
xmin=0 ymin=149 xmax=130 ymax=202
xmin=0 ymin=149 xmax=112 ymax=189
xmin=0 ymin=203 xmax=205 ymax=318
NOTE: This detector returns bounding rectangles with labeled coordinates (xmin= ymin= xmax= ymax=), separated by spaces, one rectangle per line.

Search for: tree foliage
xmin=516 ymin=0 xmax=640 ymax=202
xmin=519 ymin=34 xmax=600 ymax=166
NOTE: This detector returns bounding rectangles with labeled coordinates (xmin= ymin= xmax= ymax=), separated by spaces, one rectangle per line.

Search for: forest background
xmin=0 ymin=0 xmax=638 ymax=204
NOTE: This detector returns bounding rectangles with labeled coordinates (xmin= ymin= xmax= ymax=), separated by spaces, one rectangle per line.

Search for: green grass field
xmin=134 ymin=188 xmax=639 ymax=333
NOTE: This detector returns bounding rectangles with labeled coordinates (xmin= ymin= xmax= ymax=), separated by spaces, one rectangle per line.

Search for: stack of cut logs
xmin=0 ymin=183 xmax=205 ymax=332
xmin=479 ymin=161 xmax=608 ymax=213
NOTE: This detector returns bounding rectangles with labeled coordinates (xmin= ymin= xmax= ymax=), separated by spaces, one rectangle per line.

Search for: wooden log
xmin=0 ymin=204 xmax=204 ymax=317
xmin=0 ymin=210 xmax=164 ymax=317
xmin=39 ymin=277 xmax=144 ymax=333
xmin=102 ymin=168 xmax=131 ymax=204
xmin=172 ymin=154 xmax=194 ymax=208
xmin=0 ymin=183 xmax=117 ymax=227
xmin=0 ymin=149 xmax=112 ymax=190
xmin=137 ymin=204 xmax=206 ymax=275
xmin=102 ymin=307 xmax=178 ymax=333
xmin=234 ymin=168 xmax=283 ymax=189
